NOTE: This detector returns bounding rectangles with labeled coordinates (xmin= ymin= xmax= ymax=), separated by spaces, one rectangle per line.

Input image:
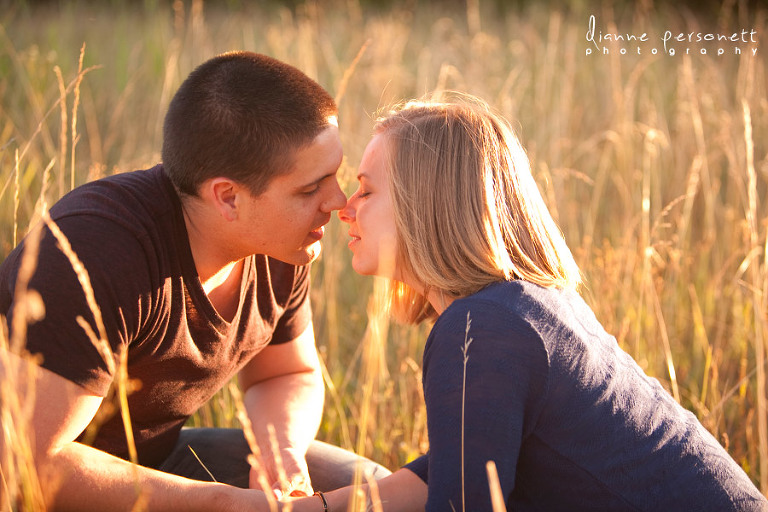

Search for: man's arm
xmin=239 ymin=322 xmax=325 ymax=496
xmin=0 ymin=350 xmax=269 ymax=511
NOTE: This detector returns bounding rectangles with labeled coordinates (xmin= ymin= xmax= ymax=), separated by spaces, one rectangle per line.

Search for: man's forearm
xmin=38 ymin=441 xmax=262 ymax=511
xmin=242 ymin=369 xmax=324 ymax=483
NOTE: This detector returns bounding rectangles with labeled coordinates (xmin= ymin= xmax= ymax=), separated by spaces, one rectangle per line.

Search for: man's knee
xmin=159 ymin=428 xmax=251 ymax=488
xmin=161 ymin=430 xmax=391 ymax=492
xmin=306 ymin=440 xmax=391 ymax=491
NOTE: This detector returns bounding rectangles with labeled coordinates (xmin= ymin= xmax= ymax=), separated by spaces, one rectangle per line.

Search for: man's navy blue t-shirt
xmin=404 ymin=280 xmax=766 ymax=511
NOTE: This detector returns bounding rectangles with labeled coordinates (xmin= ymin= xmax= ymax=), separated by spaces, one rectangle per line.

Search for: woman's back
xmin=410 ymin=280 xmax=766 ymax=511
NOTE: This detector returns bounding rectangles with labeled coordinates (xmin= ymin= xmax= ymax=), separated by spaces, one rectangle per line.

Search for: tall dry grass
xmin=0 ymin=0 xmax=766 ymax=507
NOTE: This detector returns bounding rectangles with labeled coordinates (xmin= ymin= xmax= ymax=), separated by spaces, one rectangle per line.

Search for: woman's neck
xmin=401 ymin=275 xmax=456 ymax=315
xmin=427 ymin=288 xmax=455 ymax=315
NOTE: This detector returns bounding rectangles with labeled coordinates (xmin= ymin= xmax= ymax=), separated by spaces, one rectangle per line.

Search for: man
xmin=0 ymin=51 xmax=388 ymax=510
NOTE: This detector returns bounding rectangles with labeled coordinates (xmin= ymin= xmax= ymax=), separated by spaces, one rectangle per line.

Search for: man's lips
xmin=307 ymin=215 xmax=332 ymax=242
xmin=307 ymin=225 xmax=325 ymax=241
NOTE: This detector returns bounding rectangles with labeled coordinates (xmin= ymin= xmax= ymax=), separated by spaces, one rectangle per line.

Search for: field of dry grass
xmin=1 ymin=0 xmax=767 ymax=508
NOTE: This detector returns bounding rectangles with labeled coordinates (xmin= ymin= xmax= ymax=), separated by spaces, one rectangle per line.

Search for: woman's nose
xmin=338 ymin=199 xmax=355 ymax=223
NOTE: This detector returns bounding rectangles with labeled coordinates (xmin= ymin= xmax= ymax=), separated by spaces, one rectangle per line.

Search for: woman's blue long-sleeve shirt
xmin=404 ymin=280 xmax=767 ymax=511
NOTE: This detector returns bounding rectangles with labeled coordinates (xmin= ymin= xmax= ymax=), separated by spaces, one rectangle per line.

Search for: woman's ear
xmin=202 ymin=177 xmax=240 ymax=221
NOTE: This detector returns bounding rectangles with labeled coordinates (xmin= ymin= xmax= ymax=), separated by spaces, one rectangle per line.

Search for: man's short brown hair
xmin=162 ymin=51 xmax=337 ymax=196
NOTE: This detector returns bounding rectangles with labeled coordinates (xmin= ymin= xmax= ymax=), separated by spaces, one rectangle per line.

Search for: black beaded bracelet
xmin=313 ymin=491 xmax=328 ymax=511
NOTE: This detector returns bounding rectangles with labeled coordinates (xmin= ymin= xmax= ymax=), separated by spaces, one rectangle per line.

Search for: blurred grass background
xmin=1 ymin=0 xmax=766 ymax=499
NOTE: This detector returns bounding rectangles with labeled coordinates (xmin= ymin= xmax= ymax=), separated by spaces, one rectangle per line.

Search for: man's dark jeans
xmin=158 ymin=428 xmax=391 ymax=491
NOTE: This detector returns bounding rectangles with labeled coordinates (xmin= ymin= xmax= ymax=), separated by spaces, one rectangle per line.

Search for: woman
xmin=282 ymin=96 xmax=767 ymax=511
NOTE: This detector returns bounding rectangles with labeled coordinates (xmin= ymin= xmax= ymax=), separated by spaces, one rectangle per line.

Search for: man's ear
xmin=202 ymin=177 xmax=240 ymax=221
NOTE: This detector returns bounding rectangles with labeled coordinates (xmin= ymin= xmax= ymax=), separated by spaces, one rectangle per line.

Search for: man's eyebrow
xmin=299 ymin=171 xmax=336 ymax=189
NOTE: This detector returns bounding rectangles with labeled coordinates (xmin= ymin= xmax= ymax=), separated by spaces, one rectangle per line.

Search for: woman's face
xmin=338 ymin=133 xmax=400 ymax=278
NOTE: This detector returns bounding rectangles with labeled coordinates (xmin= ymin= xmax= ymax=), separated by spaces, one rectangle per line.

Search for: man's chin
xmin=275 ymin=242 xmax=322 ymax=266
xmin=303 ymin=243 xmax=322 ymax=264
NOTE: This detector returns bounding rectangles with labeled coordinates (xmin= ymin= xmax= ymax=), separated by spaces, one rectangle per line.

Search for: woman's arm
xmin=284 ymin=468 xmax=427 ymax=511
xmin=419 ymin=300 xmax=548 ymax=510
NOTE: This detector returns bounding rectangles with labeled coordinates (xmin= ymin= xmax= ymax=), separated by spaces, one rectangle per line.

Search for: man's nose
xmin=322 ymin=181 xmax=348 ymax=212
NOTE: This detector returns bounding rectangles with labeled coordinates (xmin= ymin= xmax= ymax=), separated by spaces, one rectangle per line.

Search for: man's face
xmin=238 ymin=124 xmax=346 ymax=265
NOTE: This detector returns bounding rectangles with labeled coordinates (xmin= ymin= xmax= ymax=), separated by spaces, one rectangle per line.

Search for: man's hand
xmin=248 ymin=447 xmax=313 ymax=498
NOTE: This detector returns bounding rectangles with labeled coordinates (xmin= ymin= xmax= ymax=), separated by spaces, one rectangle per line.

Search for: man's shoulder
xmin=50 ymin=165 xmax=174 ymax=224
xmin=46 ymin=165 xmax=181 ymax=251
xmin=0 ymin=165 xmax=185 ymax=300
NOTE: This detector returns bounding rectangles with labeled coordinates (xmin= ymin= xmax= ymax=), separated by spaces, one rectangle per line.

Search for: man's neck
xmin=181 ymin=198 xmax=246 ymax=321
xmin=203 ymin=259 xmax=245 ymax=322
xmin=201 ymin=260 xmax=240 ymax=294
xmin=181 ymin=195 xmax=237 ymax=283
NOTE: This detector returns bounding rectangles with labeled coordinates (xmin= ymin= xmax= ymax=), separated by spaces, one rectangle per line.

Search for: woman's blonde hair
xmin=376 ymin=94 xmax=582 ymax=324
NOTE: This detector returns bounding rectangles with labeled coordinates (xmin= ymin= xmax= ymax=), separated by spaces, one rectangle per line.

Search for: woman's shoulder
xmin=428 ymin=280 xmax=561 ymax=359
xmin=436 ymin=280 xmax=609 ymax=358
xmin=446 ymin=280 xmax=586 ymax=326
